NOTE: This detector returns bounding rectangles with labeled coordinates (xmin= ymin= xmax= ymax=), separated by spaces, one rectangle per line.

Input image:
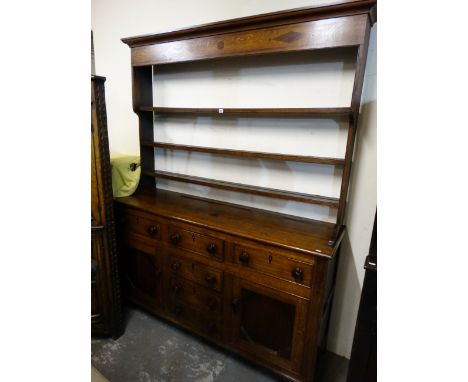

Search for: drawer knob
xmin=207 ymin=297 xmax=218 ymax=310
xmin=147 ymin=225 xmax=158 ymax=235
xmin=292 ymin=267 xmax=304 ymax=281
xmin=170 ymin=233 xmax=181 ymax=245
xmin=239 ymin=251 xmax=250 ymax=265
xmin=205 ymin=274 xmax=216 ymax=285
xmin=206 ymin=243 xmax=218 ymax=255
xmin=172 ymin=284 xmax=182 ymax=294
xmin=171 ymin=262 xmax=181 ymax=271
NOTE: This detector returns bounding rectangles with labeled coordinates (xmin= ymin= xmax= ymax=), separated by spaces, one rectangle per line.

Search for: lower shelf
xmin=142 ymin=169 xmax=340 ymax=208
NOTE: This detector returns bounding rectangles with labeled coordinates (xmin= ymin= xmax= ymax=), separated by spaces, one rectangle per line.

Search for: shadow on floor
xmin=92 ymin=307 xmax=348 ymax=382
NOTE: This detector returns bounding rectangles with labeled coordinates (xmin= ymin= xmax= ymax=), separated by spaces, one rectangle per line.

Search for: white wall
xmin=92 ymin=0 xmax=377 ymax=358
xmin=327 ymin=24 xmax=377 ymax=356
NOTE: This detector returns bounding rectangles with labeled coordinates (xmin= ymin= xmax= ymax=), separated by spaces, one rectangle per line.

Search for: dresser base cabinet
xmin=115 ymin=188 xmax=343 ymax=381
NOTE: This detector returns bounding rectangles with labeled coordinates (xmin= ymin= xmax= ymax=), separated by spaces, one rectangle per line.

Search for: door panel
xmin=239 ymin=288 xmax=295 ymax=359
xmin=122 ymin=240 xmax=163 ymax=312
xmin=231 ymin=279 xmax=308 ymax=372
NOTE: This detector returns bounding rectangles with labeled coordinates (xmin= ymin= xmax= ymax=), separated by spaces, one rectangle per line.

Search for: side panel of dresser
xmin=115 ymin=205 xmax=334 ymax=381
xmin=91 ymin=77 xmax=123 ymax=338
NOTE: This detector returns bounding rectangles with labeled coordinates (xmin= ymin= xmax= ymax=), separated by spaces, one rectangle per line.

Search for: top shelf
xmin=139 ymin=106 xmax=353 ymax=117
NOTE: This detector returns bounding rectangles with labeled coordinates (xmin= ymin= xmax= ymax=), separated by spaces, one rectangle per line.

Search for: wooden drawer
xmin=233 ymin=244 xmax=313 ymax=286
xmin=168 ymin=276 xmax=222 ymax=315
xmin=167 ymin=225 xmax=224 ymax=262
xmin=167 ymin=299 xmax=222 ymax=340
xmin=123 ymin=211 xmax=162 ymax=241
xmin=167 ymin=252 xmax=224 ymax=292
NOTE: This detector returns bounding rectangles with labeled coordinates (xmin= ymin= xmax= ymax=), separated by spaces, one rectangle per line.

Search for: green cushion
xmin=110 ymin=153 xmax=141 ymax=197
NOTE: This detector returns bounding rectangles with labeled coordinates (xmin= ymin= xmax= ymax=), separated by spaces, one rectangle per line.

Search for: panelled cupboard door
xmin=122 ymin=240 xmax=163 ymax=312
xmin=231 ymin=278 xmax=308 ymax=373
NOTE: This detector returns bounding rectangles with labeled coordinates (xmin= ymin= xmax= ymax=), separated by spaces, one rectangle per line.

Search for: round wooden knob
xmin=239 ymin=251 xmax=250 ymax=265
xmin=292 ymin=267 xmax=304 ymax=280
xmin=171 ymin=262 xmax=181 ymax=271
xmin=147 ymin=225 xmax=158 ymax=235
xmin=206 ymin=243 xmax=217 ymax=255
xmin=170 ymin=233 xmax=181 ymax=244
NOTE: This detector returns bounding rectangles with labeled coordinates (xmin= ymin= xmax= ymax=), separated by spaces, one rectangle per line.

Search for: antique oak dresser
xmin=116 ymin=1 xmax=376 ymax=380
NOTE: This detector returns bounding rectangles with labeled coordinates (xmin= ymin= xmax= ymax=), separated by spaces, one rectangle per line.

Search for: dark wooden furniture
xmin=347 ymin=212 xmax=377 ymax=382
xmin=117 ymin=2 xmax=376 ymax=380
xmin=91 ymin=75 xmax=123 ymax=338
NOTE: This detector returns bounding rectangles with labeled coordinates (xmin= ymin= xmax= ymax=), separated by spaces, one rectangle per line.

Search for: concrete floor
xmin=92 ymin=307 xmax=348 ymax=382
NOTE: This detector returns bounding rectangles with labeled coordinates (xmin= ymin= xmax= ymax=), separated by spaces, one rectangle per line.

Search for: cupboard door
xmin=231 ymin=279 xmax=308 ymax=373
xmin=122 ymin=241 xmax=163 ymax=312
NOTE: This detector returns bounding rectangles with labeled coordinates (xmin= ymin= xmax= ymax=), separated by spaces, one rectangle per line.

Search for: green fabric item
xmin=110 ymin=153 xmax=141 ymax=197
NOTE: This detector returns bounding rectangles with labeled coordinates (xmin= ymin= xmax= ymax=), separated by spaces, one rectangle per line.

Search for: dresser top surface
xmin=115 ymin=187 xmax=344 ymax=258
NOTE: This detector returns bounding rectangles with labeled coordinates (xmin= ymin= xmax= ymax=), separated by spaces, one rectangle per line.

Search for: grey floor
xmin=92 ymin=307 xmax=348 ymax=382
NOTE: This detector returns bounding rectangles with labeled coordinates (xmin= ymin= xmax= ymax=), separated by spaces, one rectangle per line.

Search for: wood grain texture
xmin=115 ymin=200 xmax=344 ymax=381
xmin=143 ymin=141 xmax=345 ymax=165
xmin=115 ymin=187 xmax=342 ymax=258
xmin=119 ymin=3 xmax=377 ymax=380
xmin=122 ymin=0 xmax=377 ymax=47
xmin=131 ymin=15 xmax=368 ymax=66
xmin=231 ymin=277 xmax=308 ymax=373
